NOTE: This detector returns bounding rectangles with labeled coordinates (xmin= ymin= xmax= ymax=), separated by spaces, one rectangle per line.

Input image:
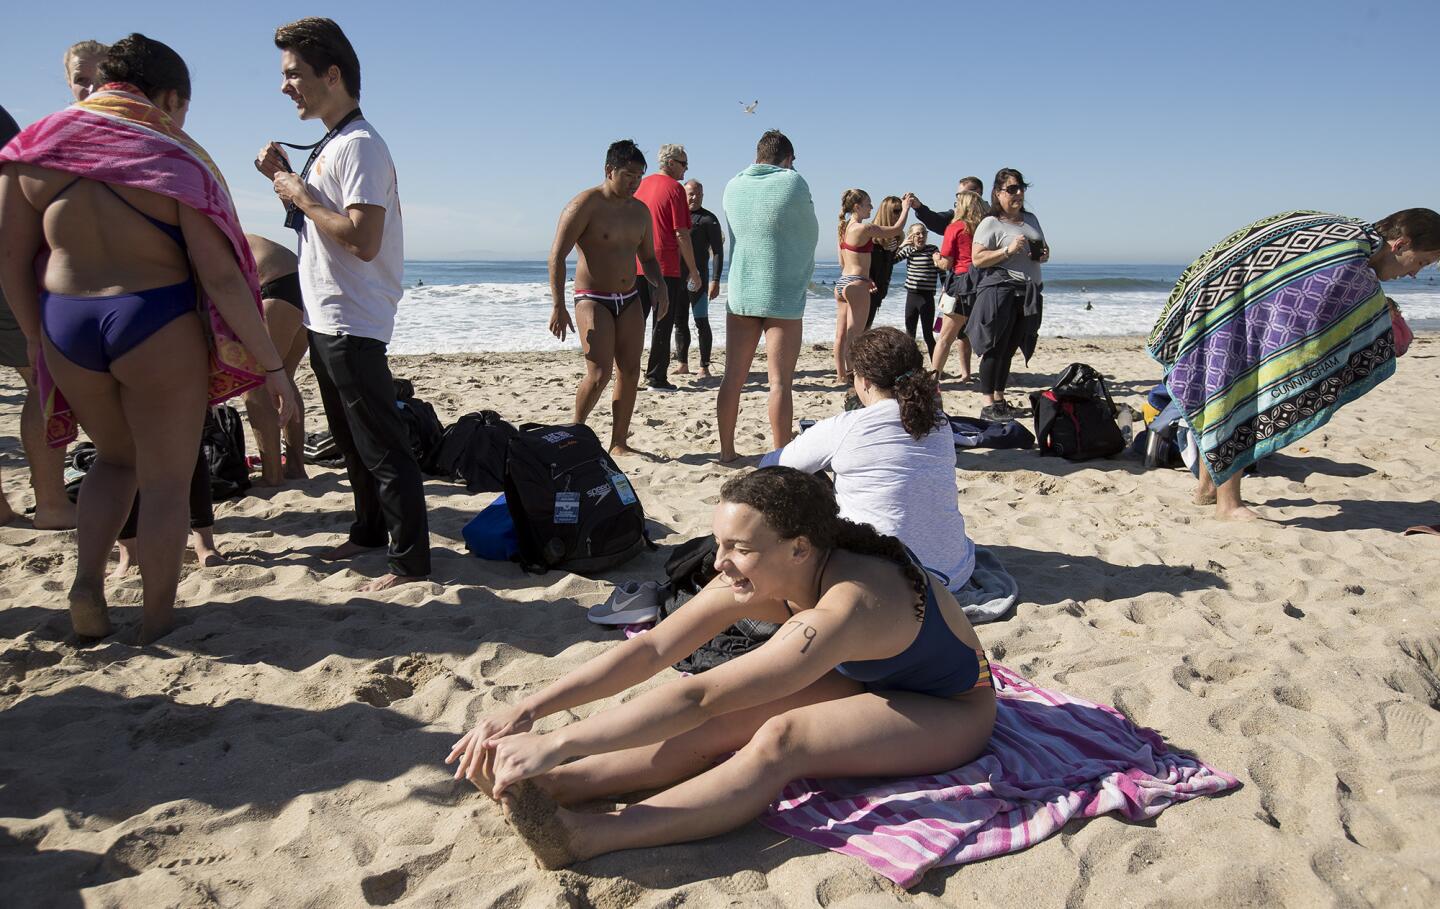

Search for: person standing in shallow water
xmin=446 ymin=466 xmax=995 ymax=869
xmin=546 ymin=139 xmax=668 ymax=457
xmin=256 ymin=17 xmax=429 ymax=592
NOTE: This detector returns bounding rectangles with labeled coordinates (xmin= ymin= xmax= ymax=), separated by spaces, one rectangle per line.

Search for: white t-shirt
xmin=760 ymin=398 xmax=976 ymax=589
xmin=298 ymin=119 xmax=405 ymax=342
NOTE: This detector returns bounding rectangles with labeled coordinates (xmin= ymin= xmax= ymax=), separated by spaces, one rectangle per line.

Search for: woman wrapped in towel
xmin=1148 ymin=209 xmax=1440 ymax=520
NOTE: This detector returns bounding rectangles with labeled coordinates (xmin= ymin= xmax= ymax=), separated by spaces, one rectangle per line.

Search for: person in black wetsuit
xmin=446 ymin=466 xmax=995 ymax=869
xmin=904 ymin=175 xmax=985 ymax=235
xmin=675 ymin=179 xmax=724 ymax=379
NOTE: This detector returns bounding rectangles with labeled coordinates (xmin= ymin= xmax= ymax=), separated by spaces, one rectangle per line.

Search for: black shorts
xmin=259 ymin=271 xmax=304 ymax=312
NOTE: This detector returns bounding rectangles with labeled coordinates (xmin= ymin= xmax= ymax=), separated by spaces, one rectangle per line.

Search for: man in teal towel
xmin=717 ymin=130 xmax=819 ymax=461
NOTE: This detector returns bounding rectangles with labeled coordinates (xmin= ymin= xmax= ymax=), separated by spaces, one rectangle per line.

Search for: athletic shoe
xmin=646 ymin=380 xmax=679 ymax=391
xmin=587 ymin=581 xmax=662 ymax=625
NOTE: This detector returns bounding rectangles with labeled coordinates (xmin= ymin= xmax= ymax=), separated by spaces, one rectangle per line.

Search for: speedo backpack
xmin=1029 ymin=363 xmax=1126 ymax=461
xmin=502 ymin=423 xmax=651 ymax=574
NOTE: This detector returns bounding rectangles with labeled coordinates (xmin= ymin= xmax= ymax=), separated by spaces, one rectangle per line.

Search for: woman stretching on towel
xmin=835 ymin=189 xmax=911 ymax=382
xmin=446 ymin=465 xmax=996 ymax=867
xmin=1149 ymin=208 xmax=1440 ymax=520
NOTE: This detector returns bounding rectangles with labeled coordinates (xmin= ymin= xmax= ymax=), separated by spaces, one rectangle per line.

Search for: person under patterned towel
xmin=1148 ymin=208 xmax=1440 ymax=521
xmin=446 ymin=466 xmax=995 ymax=868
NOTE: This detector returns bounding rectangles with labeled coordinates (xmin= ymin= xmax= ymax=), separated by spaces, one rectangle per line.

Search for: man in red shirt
xmin=634 ymin=144 xmax=701 ymax=390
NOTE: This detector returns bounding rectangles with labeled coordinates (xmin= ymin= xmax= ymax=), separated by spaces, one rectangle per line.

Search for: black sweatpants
xmin=120 ymin=445 xmax=213 ymax=540
xmin=308 ymin=330 xmax=431 ymax=577
xmin=904 ymin=289 xmax=937 ymax=356
xmin=638 ymin=275 xmax=686 ymax=387
xmin=673 ymin=286 xmax=713 ymax=369
xmin=976 ymin=304 xmax=1027 ymax=396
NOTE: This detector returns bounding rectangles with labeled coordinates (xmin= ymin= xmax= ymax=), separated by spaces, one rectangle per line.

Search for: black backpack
xmin=433 ymin=410 xmax=518 ymax=489
xmin=393 ymin=378 xmax=445 ymax=471
xmin=204 ymin=405 xmax=251 ymax=499
xmin=1029 ymin=363 xmax=1126 ymax=461
xmin=502 ymin=422 xmax=650 ymax=575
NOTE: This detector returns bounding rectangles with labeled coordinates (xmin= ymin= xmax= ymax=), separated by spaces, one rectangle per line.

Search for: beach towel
xmin=950 ymin=546 xmax=1019 ymax=624
xmin=721 ymin=164 xmax=818 ymax=320
xmin=0 ymin=84 xmax=264 ymax=447
xmin=762 ymin=664 xmax=1239 ymax=888
xmin=1147 ymin=211 xmax=1394 ymax=486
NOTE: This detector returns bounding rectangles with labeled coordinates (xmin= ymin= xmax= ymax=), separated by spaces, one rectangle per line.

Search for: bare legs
xmin=833 ymin=284 xmax=870 ymax=382
xmin=930 ymin=314 xmax=972 ymax=381
xmin=1196 ymin=468 xmax=1258 ymax=521
xmin=571 ymin=299 xmax=644 ymax=456
xmin=44 ymin=314 xmax=209 ymax=642
xmin=12 ymin=366 xmax=76 ymax=529
xmin=245 ymin=297 xmax=308 ymax=486
xmin=480 ymin=678 xmax=996 ymax=868
xmin=717 ymin=313 xmax=802 ymax=462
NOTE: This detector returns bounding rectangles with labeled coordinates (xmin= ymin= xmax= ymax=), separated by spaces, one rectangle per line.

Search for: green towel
xmin=721 ymin=164 xmax=819 ymax=320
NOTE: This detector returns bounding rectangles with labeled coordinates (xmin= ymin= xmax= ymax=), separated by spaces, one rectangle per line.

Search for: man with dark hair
xmin=675 ymin=179 xmax=723 ymax=379
xmin=634 ymin=143 xmax=701 ymax=390
xmin=0 ymin=102 xmax=75 ymax=529
xmin=255 ymin=18 xmax=430 ymax=591
xmin=755 ymin=129 xmax=794 ymax=165
xmin=904 ymin=176 xmax=986 ymax=235
xmin=548 ymin=140 xmax=666 ymax=456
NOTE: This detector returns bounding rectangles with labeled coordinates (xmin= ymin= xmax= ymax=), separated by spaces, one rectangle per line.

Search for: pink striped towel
xmin=762 ymin=664 xmax=1240 ymax=888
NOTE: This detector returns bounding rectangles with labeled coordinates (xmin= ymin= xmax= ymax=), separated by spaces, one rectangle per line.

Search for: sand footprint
xmin=358 ymin=843 xmax=454 ymax=906
xmin=1380 ymin=701 xmax=1432 ymax=751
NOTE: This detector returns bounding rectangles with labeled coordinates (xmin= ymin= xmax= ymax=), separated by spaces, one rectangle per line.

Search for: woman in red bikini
xmin=835 ymin=190 xmax=910 ymax=382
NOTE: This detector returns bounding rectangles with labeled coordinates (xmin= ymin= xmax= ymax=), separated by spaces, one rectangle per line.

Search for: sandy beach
xmin=1 ymin=333 xmax=1437 ymax=908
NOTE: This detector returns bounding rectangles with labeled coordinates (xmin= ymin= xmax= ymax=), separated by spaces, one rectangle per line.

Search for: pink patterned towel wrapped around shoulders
xmin=0 ymin=83 xmax=264 ymax=447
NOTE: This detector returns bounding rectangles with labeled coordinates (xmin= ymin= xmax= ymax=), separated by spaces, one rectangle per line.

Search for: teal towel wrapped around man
xmin=722 ymin=164 xmax=819 ymax=320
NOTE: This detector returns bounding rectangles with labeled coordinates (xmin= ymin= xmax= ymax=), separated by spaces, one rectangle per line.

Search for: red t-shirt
xmin=633 ymin=173 xmax=693 ymax=278
xmin=940 ymin=220 xmax=974 ymax=274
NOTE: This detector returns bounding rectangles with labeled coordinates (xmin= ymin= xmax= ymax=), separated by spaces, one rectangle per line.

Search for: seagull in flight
xmin=740 ymin=100 xmax=759 ymax=114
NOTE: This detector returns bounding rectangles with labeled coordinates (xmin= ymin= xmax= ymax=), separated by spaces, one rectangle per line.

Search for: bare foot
xmin=137 ymin=618 xmax=175 ymax=646
xmin=284 ymin=458 xmax=308 ymax=481
xmin=32 ymin=502 xmax=78 ymax=531
xmin=500 ymin=781 xmax=579 ymax=870
xmin=358 ymin=573 xmax=425 ymax=593
xmin=319 ymin=540 xmax=383 ymax=562
xmin=110 ymin=540 xmax=137 ymax=578
xmin=699 ymin=368 xmax=713 ymax=380
xmin=675 ymin=364 xmax=691 ymax=375
xmin=609 ymin=444 xmax=643 ymax=458
xmin=1193 ymin=490 xmax=1218 ymax=506
xmin=718 ymin=450 xmax=741 ymax=464
xmin=191 ymin=536 xmax=227 ymax=568
xmin=1216 ymin=504 xmax=1265 ymax=522
xmin=68 ymin=576 xmax=113 ymax=638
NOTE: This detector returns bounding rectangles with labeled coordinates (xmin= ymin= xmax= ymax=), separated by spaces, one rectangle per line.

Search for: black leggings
xmin=977 ymin=307 xmax=1028 ymax=396
xmin=904 ymin=289 xmax=936 ymax=356
xmin=120 ymin=447 xmax=213 ymax=541
xmin=673 ymin=287 xmax=712 ymax=368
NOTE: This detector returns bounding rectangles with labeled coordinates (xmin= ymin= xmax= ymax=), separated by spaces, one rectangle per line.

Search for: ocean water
xmin=389 ymin=261 xmax=1440 ymax=355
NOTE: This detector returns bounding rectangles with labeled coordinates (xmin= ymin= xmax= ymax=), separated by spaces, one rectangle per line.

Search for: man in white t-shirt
xmin=256 ymin=17 xmax=429 ymax=591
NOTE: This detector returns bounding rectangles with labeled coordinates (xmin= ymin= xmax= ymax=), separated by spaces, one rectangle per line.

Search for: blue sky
xmin=4 ymin=0 xmax=1437 ymax=263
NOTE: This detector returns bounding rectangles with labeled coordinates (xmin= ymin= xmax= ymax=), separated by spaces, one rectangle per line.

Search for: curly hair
xmin=849 ymin=327 xmax=943 ymax=440
xmin=720 ymin=466 xmax=928 ymax=622
xmin=98 ymin=34 xmax=190 ymax=102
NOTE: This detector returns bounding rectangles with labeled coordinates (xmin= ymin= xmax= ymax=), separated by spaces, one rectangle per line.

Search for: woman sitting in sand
xmin=834 ymin=190 xmax=911 ymax=382
xmin=760 ymin=326 xmax=977 ymax=595
xmin=446 ymin=465 xmax=996 ymax=868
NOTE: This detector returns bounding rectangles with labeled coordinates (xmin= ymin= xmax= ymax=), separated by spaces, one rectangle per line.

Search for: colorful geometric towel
xmin=0 ymin=83 xmax=264 ymax=447
xmin=1147 ymin=211 xmax=1394 ymax=486
xmin=762 ymin=664 xmax=1240 ymax=889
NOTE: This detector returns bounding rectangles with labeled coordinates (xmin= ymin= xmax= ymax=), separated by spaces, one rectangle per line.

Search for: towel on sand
xmin=721 ymin=164 xmax=818 ymax=320
xmin=762 ymin=664 xmax=1240 ymax=888
xmin=952 ymin=545 xmax=1019 ymax=624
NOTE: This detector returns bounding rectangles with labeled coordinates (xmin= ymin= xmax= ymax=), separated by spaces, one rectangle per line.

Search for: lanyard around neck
xmin=278 ymin=107 xmax=364 ymax=181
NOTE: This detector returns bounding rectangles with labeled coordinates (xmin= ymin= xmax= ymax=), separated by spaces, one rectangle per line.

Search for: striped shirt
xmin=896 ymin=243 xmax=940 ymax=292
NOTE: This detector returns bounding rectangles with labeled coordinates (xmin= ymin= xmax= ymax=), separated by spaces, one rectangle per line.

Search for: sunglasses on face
xmin=1001 ymin=184 xmax=1027 ymax=194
